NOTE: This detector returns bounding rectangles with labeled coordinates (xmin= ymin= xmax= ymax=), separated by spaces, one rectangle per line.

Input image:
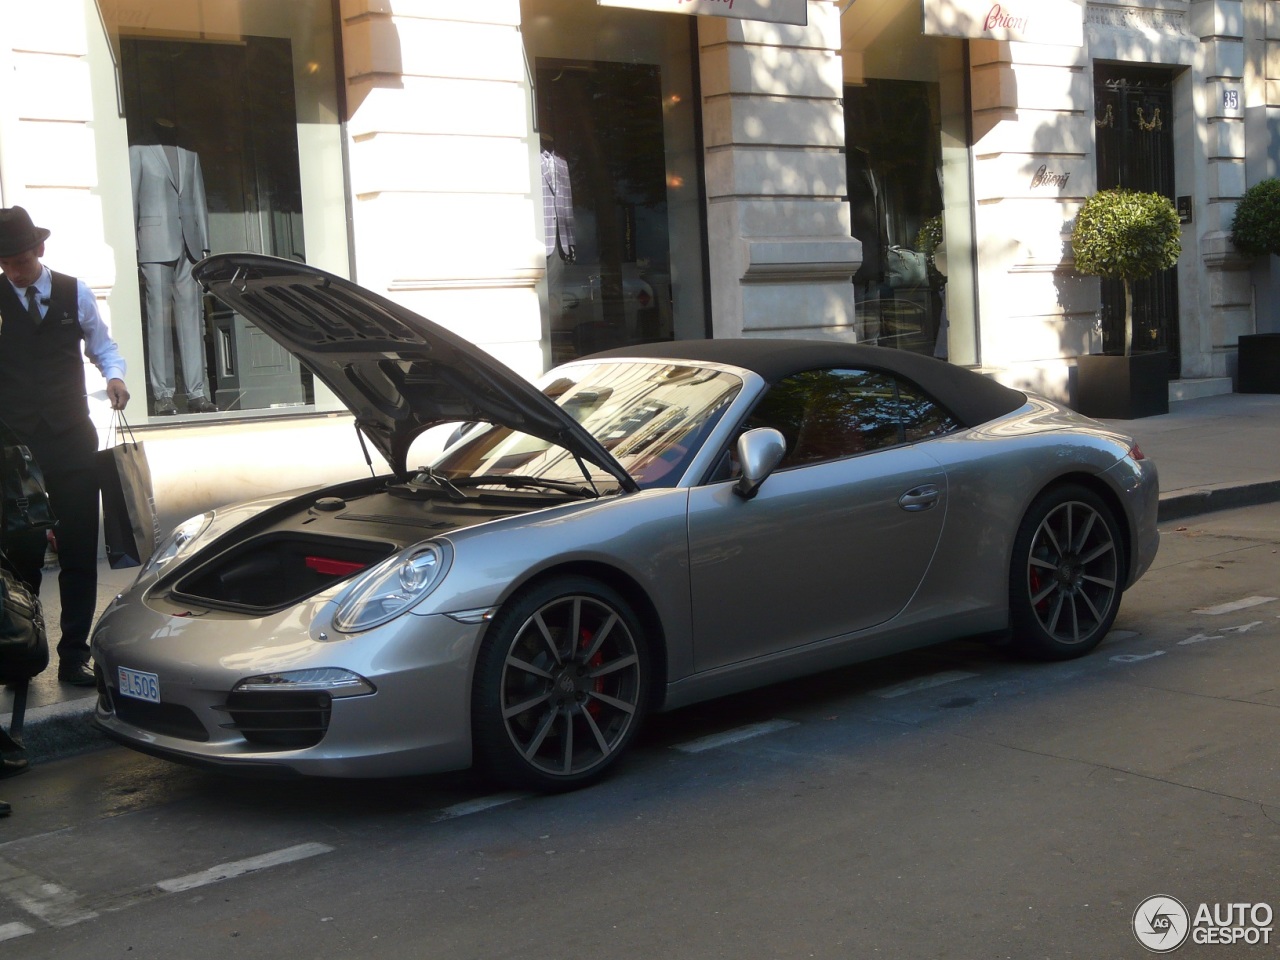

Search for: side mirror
xmin=733 ymin=427 xmax=786 ymax=500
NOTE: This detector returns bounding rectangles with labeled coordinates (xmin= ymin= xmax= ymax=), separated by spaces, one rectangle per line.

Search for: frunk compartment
xmin=173 ymin=534 xmax=395 ymax=612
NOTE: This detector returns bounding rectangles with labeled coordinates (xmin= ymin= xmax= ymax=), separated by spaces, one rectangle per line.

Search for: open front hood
xmin=193 ymin=254 xmax=638 ymax=491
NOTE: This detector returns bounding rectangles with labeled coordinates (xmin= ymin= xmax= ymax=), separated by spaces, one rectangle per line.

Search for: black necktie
xmin=25 ymin=286 xmax=42 ymax=325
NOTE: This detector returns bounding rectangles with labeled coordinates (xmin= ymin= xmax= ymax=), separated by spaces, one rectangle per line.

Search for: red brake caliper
xmin=1029 ymin=563 xmax=1048 ymax=613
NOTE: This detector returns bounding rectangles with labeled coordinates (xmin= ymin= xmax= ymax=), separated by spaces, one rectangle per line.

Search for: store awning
xmin=921 ymin=0 xmax=1083 ymax=47
xmin=597 ymin=0 xmax=808 ymax=28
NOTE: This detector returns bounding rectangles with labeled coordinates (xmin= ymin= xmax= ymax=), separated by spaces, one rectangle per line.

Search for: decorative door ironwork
xmin=1093 ymin=66 xmax=1180 ymax=375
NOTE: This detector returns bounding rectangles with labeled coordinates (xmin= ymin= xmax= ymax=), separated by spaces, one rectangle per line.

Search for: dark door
xmin=1093 ymin=65 xmax=1180 ymax=375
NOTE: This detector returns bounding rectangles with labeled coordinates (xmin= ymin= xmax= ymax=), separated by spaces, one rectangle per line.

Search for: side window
xmin=898 ymin=379 xmax=959 ymax=441
xmin=743 ymin=368 xmax=958 ymax=469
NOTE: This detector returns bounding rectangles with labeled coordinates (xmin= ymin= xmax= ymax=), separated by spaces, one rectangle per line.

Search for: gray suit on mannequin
xmin=129 ymin=129 xmax=217 ymax=414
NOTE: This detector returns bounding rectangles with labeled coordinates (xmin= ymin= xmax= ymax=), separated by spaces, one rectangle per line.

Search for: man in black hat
xmin=0 ymin=206 xmax=130 ymax=688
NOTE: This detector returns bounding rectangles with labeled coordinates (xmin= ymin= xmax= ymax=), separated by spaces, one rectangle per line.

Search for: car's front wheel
xmin=472 ymin=576 xmax=650 ymax=791
xmin=1009 ymin=484 xmax=1124 ymax=660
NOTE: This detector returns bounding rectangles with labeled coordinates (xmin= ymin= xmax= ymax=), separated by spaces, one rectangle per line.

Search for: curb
xmin=1157 ymin=479 xmax=1280 ymax=523
xmin=3 ymin=696 xmax=102 ymax=767
xmin=10 ymin=483 xmax=1280 ymax=768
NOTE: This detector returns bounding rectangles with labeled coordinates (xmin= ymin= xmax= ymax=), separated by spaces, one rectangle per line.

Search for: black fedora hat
xmin=0 ymin=207 xmax=51 ymax=258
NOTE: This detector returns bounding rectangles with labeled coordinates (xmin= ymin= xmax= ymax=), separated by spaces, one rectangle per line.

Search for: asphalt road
xmin=2 ymin=503 xmax=1278 ymax=959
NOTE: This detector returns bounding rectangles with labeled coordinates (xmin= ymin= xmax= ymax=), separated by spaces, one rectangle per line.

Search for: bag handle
xmin=105 ymin=408 xmax=140 ymax=449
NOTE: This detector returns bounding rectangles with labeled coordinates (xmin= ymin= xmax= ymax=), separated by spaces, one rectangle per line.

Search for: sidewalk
xmin=5 ymin=390 xmax=1280 ymax=764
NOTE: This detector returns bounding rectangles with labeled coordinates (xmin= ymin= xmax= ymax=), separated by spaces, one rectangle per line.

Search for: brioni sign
xmin=922 ymin=0 xmax=1083 ymax=47
xmin=597 ymin=0 xmax=809 ymax=27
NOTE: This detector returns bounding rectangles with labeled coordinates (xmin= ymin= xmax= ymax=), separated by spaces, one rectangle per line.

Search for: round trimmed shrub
xmin=1071 ymin=188 xmax=1181 ymax=281
xmin=1071 ymin=188 xmax=1181 ymax=356
xmin=1231 ymin=178 xmax=1280 ymax=257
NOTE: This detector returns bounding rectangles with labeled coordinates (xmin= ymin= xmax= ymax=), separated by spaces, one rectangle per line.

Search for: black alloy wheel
xmin=472 ymin=576 xmax=649 ymax=791
xmin=1009 ymin=484 xmax=1124 ymax=660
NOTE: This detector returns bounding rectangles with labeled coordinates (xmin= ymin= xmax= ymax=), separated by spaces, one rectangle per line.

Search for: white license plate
xmin=117 ymin=666 xmax=160 ymax=703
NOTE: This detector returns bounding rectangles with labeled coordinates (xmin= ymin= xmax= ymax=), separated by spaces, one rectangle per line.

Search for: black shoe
xmin=187 ymin=396 xmax=218 ymax=414
xmin=0 ymin=799 xmax=11 ymax=817
xmin=57 ymin=661 xmax=96 ymax=687
xmin=0 ymin=755 xmax=27 ymax=780
xmin=154 ymin=398 xmax=178 ymax=416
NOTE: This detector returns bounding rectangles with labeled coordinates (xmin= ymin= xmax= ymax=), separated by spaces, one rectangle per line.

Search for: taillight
xmin=1129 ymin=443 xmax=1145 ymax=461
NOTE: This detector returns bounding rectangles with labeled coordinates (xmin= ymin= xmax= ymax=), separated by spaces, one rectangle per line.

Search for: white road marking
xmin=1193 ymin=596 xmax=1276 ymax=615
xmin=870 ymin=670 xmax=979 ymax=699
xmin=0 ymin=858 xmax=98 ymax=927
xmin=1223 ymin=621 xmax=1264 ymax=634
xmin=156 ymin=842 xmax=333 ymax=894
xmin=1179 ymin=633 xmax=1224 ymax=646
xmin=429 ymin=792 xmax=530 ymax=822
xmin=0 ymin=922 xmax=34 ymax=941
xmin=672 ymin=719 xmax=798 ymax=754
xmin=1111 ymin=651 xmax=1166 ymax=662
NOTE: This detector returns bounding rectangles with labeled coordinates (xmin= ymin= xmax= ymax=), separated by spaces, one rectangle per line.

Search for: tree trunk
xmin=1122 ymin=278 xmax=1133 ymax=357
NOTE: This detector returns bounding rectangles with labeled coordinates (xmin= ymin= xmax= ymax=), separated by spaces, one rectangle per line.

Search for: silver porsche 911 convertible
xmin=90 ymin=254 xmax=1160 ymax=791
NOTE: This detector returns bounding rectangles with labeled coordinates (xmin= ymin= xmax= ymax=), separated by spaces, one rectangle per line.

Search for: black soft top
xmin=584 ymin=339 xmax=1028 ymax=429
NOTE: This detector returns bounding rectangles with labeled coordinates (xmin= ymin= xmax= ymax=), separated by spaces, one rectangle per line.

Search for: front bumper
xmin=90 ymin=599 xmax=484 ymax=779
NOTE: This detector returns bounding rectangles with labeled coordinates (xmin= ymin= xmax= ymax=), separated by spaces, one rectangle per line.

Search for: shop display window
xmin=845 ymin=79 xmax=947 ymax=358
xmin=522 ymin=0 xmax=707 ymax=364
xmin=100 ymin=0 xmax=347 ymax=419
xmin=841 ymin=5 xmax=977 ymax=366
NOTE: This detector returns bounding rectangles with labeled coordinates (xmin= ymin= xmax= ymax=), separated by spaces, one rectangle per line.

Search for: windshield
xmin=428 ymin=361 xmax=742 ymax=491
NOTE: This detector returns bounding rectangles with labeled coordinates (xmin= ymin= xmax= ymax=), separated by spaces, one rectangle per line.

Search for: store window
xmin=842 ymin=7 xmax=977 ymax=365
xmin=521 ymin=1 xmax=707 ymax=365
xmin=100 ymin=0 xmax=347 ymax=419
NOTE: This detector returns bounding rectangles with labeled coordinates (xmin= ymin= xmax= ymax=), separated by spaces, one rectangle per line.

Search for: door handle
xmin=898 ymin=483 xmax=940 ymax=512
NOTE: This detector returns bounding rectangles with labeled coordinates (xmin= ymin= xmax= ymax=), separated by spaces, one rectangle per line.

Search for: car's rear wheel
xmin=472 ymin=576 xmax=649 ymax=791
xmin=1009 ymin=484 xmax=1124 ymax=660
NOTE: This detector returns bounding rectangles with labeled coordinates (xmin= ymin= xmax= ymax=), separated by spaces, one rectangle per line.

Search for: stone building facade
xmin=0 ymin=0 xmax=1271 ymax=530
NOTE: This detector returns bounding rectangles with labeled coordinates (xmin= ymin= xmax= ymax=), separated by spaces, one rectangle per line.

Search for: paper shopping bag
xmin=96 ymin=414 xmax=160 ymax=569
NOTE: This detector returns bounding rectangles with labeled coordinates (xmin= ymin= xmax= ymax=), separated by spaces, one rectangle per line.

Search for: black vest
xmin=0 ymin=271 xmax=90 ymax=438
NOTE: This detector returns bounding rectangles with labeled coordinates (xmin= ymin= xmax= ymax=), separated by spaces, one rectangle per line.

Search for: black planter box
xmin=1237 ymin=334 xmax=1280 ymax=393
xmin=1075 ymin=351 xmax=1170 ymax=420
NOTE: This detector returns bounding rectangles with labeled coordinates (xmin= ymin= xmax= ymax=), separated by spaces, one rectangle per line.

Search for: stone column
xmin=0 ymin=0 xmax=134 ymax=417
xmin=340 ymin=0 xmax=546 ymax=377
xmin=1 ymin=2 xmax=115 ymax=287
xmin=1240 ymin=0 xmax=1280 ymax=336
xmin=967 ymin=37 xmax=1094 ymax=397
xmin=696 ymin=0 xmax=860 ymax=340
xmin=1192 ymin=0 xmax=1254 ymax=369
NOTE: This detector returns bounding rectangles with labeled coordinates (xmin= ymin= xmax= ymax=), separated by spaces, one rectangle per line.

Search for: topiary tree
xmin=1230 ymin=178 xmax=1280 ymax=257
xmin=1071 ymin=188 xmax=1182 ymax=356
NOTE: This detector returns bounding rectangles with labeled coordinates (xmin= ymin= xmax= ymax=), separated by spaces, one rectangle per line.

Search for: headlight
xmin=140 ymin=512 xmax=213 ymax=578
xmin=332 ymin=543 xmax=449 ymax=633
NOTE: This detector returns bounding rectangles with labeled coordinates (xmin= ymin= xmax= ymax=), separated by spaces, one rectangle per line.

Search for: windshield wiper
xmin=410 ymin=466 xmax=468 ymax=502
xmin=451 ymin=475 xmax=600 ymax=498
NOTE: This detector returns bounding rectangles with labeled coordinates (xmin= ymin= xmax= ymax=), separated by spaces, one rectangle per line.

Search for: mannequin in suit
xmin=540 ymin=135 xmax=577 ymax=355
xmin=128 ymin=118 xmax=217 ymax=415
xmin=540 ymin=136 xmax=576 ymax=262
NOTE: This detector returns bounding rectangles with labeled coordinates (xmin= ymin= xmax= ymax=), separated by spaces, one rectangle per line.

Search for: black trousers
xmin=3 ymin=418 xmax=99 ymax=664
